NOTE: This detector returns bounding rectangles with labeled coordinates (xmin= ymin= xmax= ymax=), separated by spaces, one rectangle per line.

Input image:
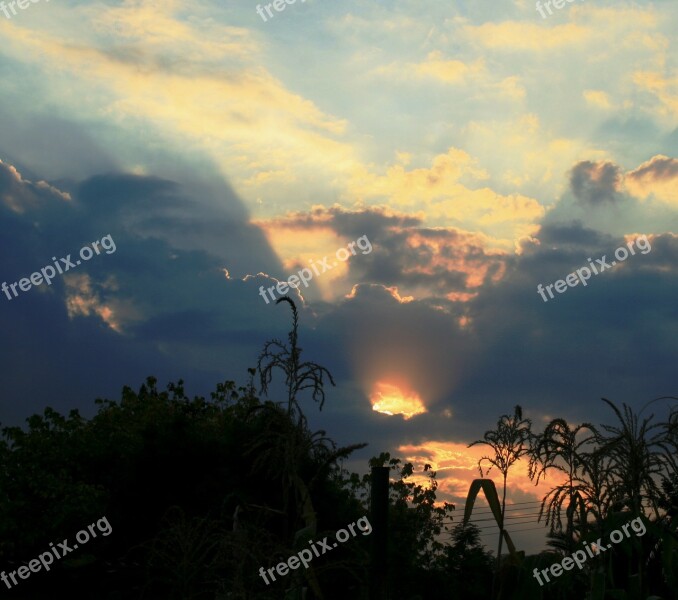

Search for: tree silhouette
xmin=468 ymin=405 xmax=531 ymax=599
xmin=597 ymin=398 xmax=666 ymax=519
xmin=529 ymin=418 xmax=598 ymax=552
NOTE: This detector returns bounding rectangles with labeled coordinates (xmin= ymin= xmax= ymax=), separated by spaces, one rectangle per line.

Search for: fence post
xmin=369 ymin=466 xmax=389 ymax=600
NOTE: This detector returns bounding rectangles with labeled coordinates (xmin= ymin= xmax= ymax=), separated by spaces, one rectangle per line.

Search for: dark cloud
xmin=265 ymin=206 xmax=508 ymax=301
xmin=541 ymin=156 xmax=677 ymax=239
xmin=536 ymin=220 xmax=612 ymax=250
xmin=0 ymin=160 xmax=283 ymax=424
xmin=0 ymin=159 xmax=676 ymax=498
xmin=569 ymin=160 xmax=623 ymax=205
xmin=243 ymin=205 xmax=678 ymax=451
xmin=264 ymin=205 xmax=422 ymax=236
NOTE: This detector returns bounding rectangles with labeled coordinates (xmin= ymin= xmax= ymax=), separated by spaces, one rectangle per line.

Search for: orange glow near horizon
xmin=370 ymin=381 xmax=427 ymax=419
xmin=397 ymin=441 xmax=568 ymax=510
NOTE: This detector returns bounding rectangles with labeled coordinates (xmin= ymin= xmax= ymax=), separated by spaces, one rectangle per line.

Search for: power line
xmin=442 ymin=512 xmax=543 ymax=526
xmin=477 ymin=500 xmax=541 ymax=506
xmin=477 ymin=524 xmax=549 ymax=534
xmin=468 ymin=502 xmax=542 ymax=516
xmin=442 ymin=515 xmax=546 ymax=531
xmin=443 ymin=524 xmax=544 ymax=533
xmin=478 ymin=525 xmax=550 ymax=535
xmin=463 ymin=512 xmax=543 ymax=523
xmin=486 ymin=516 xmax=542 ymax=525
xmin=471 ymin=519 xmax=544 ymax=531
xmin=471 ymin=502 xmax=542 ymax=511
xmin=465 ymin=507 xmax=542 ymax=517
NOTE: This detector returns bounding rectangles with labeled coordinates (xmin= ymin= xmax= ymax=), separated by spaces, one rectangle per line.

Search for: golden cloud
xmin=625 ymin=155 xmax=678 ymax=205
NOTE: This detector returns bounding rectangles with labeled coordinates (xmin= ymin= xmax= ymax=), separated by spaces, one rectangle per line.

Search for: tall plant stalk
xmin=468 ymin=405 xmax=531 ymax=599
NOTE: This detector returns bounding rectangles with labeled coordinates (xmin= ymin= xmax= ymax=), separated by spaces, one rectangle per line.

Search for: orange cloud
xmin=370 ymin=381 xmax=427 ymax=419
xmin=253 ymin=206 xmax=510 ymax=306
xmin=64 ymin=273 xmax=123 ymax=332
xmin=397 ymin=440 xmax=567 ymax=512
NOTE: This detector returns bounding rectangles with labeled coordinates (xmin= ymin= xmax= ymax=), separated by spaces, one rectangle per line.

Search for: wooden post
xmin=369 ymin=466 xmax=389 ymax=600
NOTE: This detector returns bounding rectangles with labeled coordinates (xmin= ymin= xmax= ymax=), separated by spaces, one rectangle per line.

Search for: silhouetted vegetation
xmin=0 ymin=299 xmax=485 ymax=599
xmin=0 ymin=298 xmax=674 ymax=599
xmin=467 ymin=398 xmax=678 ymax=600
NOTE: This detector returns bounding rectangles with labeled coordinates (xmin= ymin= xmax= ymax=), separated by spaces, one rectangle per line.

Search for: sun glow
xmin=397 ymin=441 xmax=569 ymax=507
xmin=370 ymin=381 xmax=427 ymax=419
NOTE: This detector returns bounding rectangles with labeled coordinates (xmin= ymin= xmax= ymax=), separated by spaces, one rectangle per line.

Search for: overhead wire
xmin=470 ymin=500 xmax=541 ymax=507
xmin=470 ymin=502 xmax=542 ymax=511
xmin=459 ymin=511 xmax=543 ymax=523
xmin=438 ymin=501 xmax=559 ymax=536
xmin=471 ymin=519 xmax=545 ymax=531
xmin=441 ymin=516 xmax=552 ymax=533
xmin=441 ymin=512 xmax=544 ymax=525
xmin=435 ymin=499 xmax=573 ymax=541
xmin=467 ymin=502 xmax=542 ymax=516
xmin=478 ymin=525 xmax=551 ymax=535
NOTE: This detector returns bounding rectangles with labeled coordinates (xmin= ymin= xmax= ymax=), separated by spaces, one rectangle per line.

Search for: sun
xmin=370 ymin=381 xmax=427 ymax=419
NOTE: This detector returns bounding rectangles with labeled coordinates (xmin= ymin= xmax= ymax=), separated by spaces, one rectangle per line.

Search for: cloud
xmin=633 ymin=70 xmax=678 ymax=118
xmin=0 ymin=159 xmax=283 ymax=423
xmin=0 ymin=2 xmax=353 ymax=196
xmin=374 ymin=51 xmax=485 ymax=85
xmin=0 ymin=3 xmax=677 ymax=561
xmin=569 ymin=160 xmax=623 ymax=206
xmin=397 ymin=441 xmax=564 ymax=508
xmin=0 ymin=112 xmax=118 ymax=182
xmin=251 ymin=206 xmax=509 ymax=304
xmin=464 ymin=22 xmax=590 ymax=51
xmin=344 ymin=148 xmax=544 ymax=245
xmin=625 ymin=155 xmax=678 ymax=205
xmin=64 ymin=273 xmax=123 ymax=332
xmin=0 ymin=159 xmax=71 ymax=214
xmin=543 ymin=156 xmax=678 ymax=238
xmin=0 ymin=154 xmax=676 ymax=557
xmin=583 ymin=90 xmax=613 ymax=110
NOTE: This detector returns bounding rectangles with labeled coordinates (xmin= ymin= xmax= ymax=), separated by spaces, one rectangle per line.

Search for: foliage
xmin=529 ymin=419 xmax=598 ymax=551
xmin=596 ymin=398 xmax=667 ymax=518
xmin=437 ymin=523 xmax=494 ymax=599
xmin=0 ymin=374 xmax=371 ymax=599
xmin=469 ymin=405 xmax=532 ymax=599
xmin=256 ymin=296 xmax=335 ymax=421
xmin=488 ymin=396 xmax=678 ymax=600
xmin=344 ymin=452 xmax=468 ymax=599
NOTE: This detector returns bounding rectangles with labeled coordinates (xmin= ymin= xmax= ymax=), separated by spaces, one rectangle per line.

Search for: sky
xmin=0 ymin=0 xmax=677 ymax=554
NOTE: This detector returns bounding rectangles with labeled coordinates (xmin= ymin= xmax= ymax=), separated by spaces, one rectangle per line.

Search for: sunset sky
xmin=1 ymin=0 xmax=677 ymax=553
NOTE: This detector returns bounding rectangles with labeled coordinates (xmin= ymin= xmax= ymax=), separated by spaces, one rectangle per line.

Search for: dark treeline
xmin=0 ymin=298 xmax=675 ymax=599
xmin=465 ymin=403 xmax=678 ymax=600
